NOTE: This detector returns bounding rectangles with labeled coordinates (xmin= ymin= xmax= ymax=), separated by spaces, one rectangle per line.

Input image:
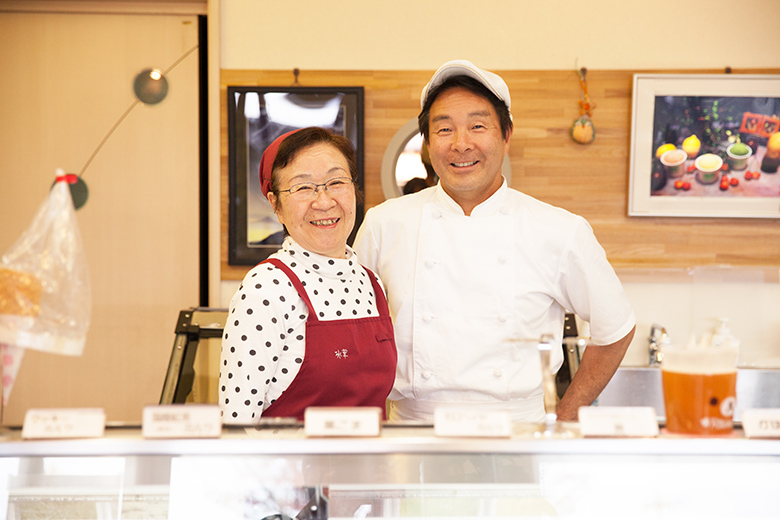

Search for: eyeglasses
xmin=278 ymin=177 xmax=355 ymax=199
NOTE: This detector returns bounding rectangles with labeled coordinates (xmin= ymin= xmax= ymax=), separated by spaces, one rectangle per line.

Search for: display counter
xmin=2 ymin=425 xmax=779 ymax=519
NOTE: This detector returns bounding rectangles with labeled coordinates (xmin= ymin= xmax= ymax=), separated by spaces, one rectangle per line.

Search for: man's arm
xmin=555 ymin=326 xmax=636 ymax=421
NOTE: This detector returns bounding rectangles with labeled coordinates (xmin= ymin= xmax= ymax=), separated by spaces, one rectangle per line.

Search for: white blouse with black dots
xmin=219 ymin=236 xmax=381 ymax=425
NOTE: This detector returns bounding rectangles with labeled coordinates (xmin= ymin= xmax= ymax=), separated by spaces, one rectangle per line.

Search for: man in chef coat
xmin=354 ymin=60 xmax=636 ymax=423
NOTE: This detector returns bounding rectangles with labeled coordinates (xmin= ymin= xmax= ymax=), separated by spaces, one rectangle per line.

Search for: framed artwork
xmin=628 ymin=74 xmax=780 ymax=218
xmin=227 ymin=86 xmax=364 ymax=265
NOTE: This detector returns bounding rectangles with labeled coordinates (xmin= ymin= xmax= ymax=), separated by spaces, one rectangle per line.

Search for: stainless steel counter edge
xmin=1 ymin=427 xmax=778 ymax=457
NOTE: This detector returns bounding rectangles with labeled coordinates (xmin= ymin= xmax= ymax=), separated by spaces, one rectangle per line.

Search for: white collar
xmin=433 ymin=177 xmax=508 ymax=217
xmin=280 ymin=236 xmax=357 ymax=277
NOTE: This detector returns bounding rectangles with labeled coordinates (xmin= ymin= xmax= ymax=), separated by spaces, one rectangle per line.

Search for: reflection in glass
xmin=395 ymin=133 xmax=426 ymax=190
xmin=395 ymin=134 xmax=439 ymax=195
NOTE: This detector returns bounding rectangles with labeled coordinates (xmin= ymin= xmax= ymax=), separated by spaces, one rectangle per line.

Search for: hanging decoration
xmin=570 ymin=67 xmax=596 ymax=145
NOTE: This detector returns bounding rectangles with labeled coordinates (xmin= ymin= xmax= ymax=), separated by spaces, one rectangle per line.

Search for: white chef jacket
xmin=353 ymin=179 xmax=636 ymax=422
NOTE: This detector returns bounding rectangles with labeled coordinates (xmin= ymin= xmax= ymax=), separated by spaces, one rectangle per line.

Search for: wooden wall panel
xmin=221 ymin=68 xmax=780 ymax=281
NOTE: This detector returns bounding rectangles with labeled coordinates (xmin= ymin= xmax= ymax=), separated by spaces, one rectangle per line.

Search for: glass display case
xmin=2 ymin=425 xmax=780 ymax=519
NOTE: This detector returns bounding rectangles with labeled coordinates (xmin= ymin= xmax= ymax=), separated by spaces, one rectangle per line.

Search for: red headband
xmin=259 ymin=129 xmax=301 ymax=198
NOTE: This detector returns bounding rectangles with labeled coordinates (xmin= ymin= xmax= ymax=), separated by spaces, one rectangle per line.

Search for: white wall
xmin=620 ymin=267 xmax=780 ymax=367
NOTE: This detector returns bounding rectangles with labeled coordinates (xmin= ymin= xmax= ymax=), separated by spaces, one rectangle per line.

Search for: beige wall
xmin=0 ymin=10 xmax=200 ymax=424
xmin=220 ymin=0 xmax=780 ymax=70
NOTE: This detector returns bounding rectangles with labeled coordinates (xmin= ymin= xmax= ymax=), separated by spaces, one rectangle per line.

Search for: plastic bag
xmin=0 ymin=170 xmax=91 ymax=403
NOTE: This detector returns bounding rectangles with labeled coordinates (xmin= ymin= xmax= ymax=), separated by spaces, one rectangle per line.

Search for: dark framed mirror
xmin=227 ymin=86 xmax=364 ymax=265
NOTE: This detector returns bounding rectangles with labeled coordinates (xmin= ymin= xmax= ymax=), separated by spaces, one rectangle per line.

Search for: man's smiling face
xmin=427 ymin=87 xmax=511 ymax=215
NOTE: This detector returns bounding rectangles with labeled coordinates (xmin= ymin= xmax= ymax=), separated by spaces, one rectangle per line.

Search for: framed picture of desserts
xmin=628 ymin=74 xmax=780 ymax=218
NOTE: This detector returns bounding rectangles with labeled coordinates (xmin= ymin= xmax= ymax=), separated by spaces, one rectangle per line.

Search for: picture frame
xmin=227 ymin=86 xmax=364 ymax=265
xmin=628 ymin=74 xmax=780 ymax=218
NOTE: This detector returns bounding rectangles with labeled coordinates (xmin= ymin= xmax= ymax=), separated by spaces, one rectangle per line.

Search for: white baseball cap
xmin=420 ymin=59 xmax=512 ymax=116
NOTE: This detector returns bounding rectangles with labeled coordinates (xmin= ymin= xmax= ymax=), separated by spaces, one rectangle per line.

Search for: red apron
xmin=262 ymin=258 xmax=397 ymax=420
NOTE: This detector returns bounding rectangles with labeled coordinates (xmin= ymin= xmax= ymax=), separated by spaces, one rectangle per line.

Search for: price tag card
xmin=142 ymin=405 xmax=222 ymax=439
xmin=304 ymin=407 xmax=382 ymax=437
xmin=433 ymin=407 xmax=512 ymax=438
xmin=742 ymin=409 xmax=780 ymax=438
xmin=22 ymin=408 xmax=106 ymax=440
xmin=578 ymin=406 xmax=659 ymax=437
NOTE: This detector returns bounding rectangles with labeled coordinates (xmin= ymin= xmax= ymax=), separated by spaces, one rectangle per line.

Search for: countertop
xmin=1 ymin=423 xmax=778 ymax=458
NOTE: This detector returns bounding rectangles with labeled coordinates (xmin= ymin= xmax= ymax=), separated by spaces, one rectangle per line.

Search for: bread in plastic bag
xmin=0 ymin=171 xmax=91 ymax=403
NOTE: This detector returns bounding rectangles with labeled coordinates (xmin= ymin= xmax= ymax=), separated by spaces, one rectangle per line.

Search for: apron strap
xmin=262 ymin=258 xmax=319 ymax=322
xmin=363 ymin=267 xmax=390 ymax=317
xmin=263 ymin=258 xmax=388 ymax=320
xmin=263 ymin=258 xmax=389 ymax=321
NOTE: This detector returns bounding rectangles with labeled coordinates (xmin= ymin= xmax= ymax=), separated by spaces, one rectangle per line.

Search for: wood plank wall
xmin=221 ymin=69 xmax=780 ymax=281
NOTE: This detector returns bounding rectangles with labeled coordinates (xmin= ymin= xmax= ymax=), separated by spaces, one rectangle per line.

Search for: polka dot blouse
xmin=219 ymin=236 xmax=381 ymax=425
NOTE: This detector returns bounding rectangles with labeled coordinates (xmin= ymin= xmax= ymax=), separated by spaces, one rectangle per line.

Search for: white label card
xmin=142 ymin=405 xmax=222 ymax=439
xmin=304 ymin=407 xmax=382 ymax=437
xmin=742 ymin=409 xmax=780 ymax=438
xmin=434 ymin=407 xmax=512 ymax=438
xmin=22 ymin=408 xmax=106 ymax=439
xmin=578 ymin=406 xmax=659 ymax=437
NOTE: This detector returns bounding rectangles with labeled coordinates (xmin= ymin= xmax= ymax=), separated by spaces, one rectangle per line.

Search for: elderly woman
xmin=219 ymin=127 xmax=397 ymax=424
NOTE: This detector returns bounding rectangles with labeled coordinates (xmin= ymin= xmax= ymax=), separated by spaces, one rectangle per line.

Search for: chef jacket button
xmin=499 ymin=206 xmax=510 ymax=215
xmin=493 ymin=369 xmax=503 ymax=378
xmin=425 ymin=259 xmax=435 ymax=268
xmin=422 ymin=314 xmax=432 ymax=323
xmin=498 ymin=314 xmax=509 ymax=322
xmin=431 ymin=209 xmax=442 ymax=219
xmin=422 ymin=371 xmax=432 ymax=379
xmin=497 ymin=254 xmax=507 ymax=263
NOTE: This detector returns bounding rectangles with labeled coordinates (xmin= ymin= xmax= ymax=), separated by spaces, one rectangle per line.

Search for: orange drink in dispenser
xmin=661 ymin=344 xmax=738 ymax=435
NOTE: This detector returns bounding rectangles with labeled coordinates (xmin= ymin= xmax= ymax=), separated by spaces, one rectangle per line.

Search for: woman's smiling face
xmin=268 ymin=142 xmax=356 ymax=258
